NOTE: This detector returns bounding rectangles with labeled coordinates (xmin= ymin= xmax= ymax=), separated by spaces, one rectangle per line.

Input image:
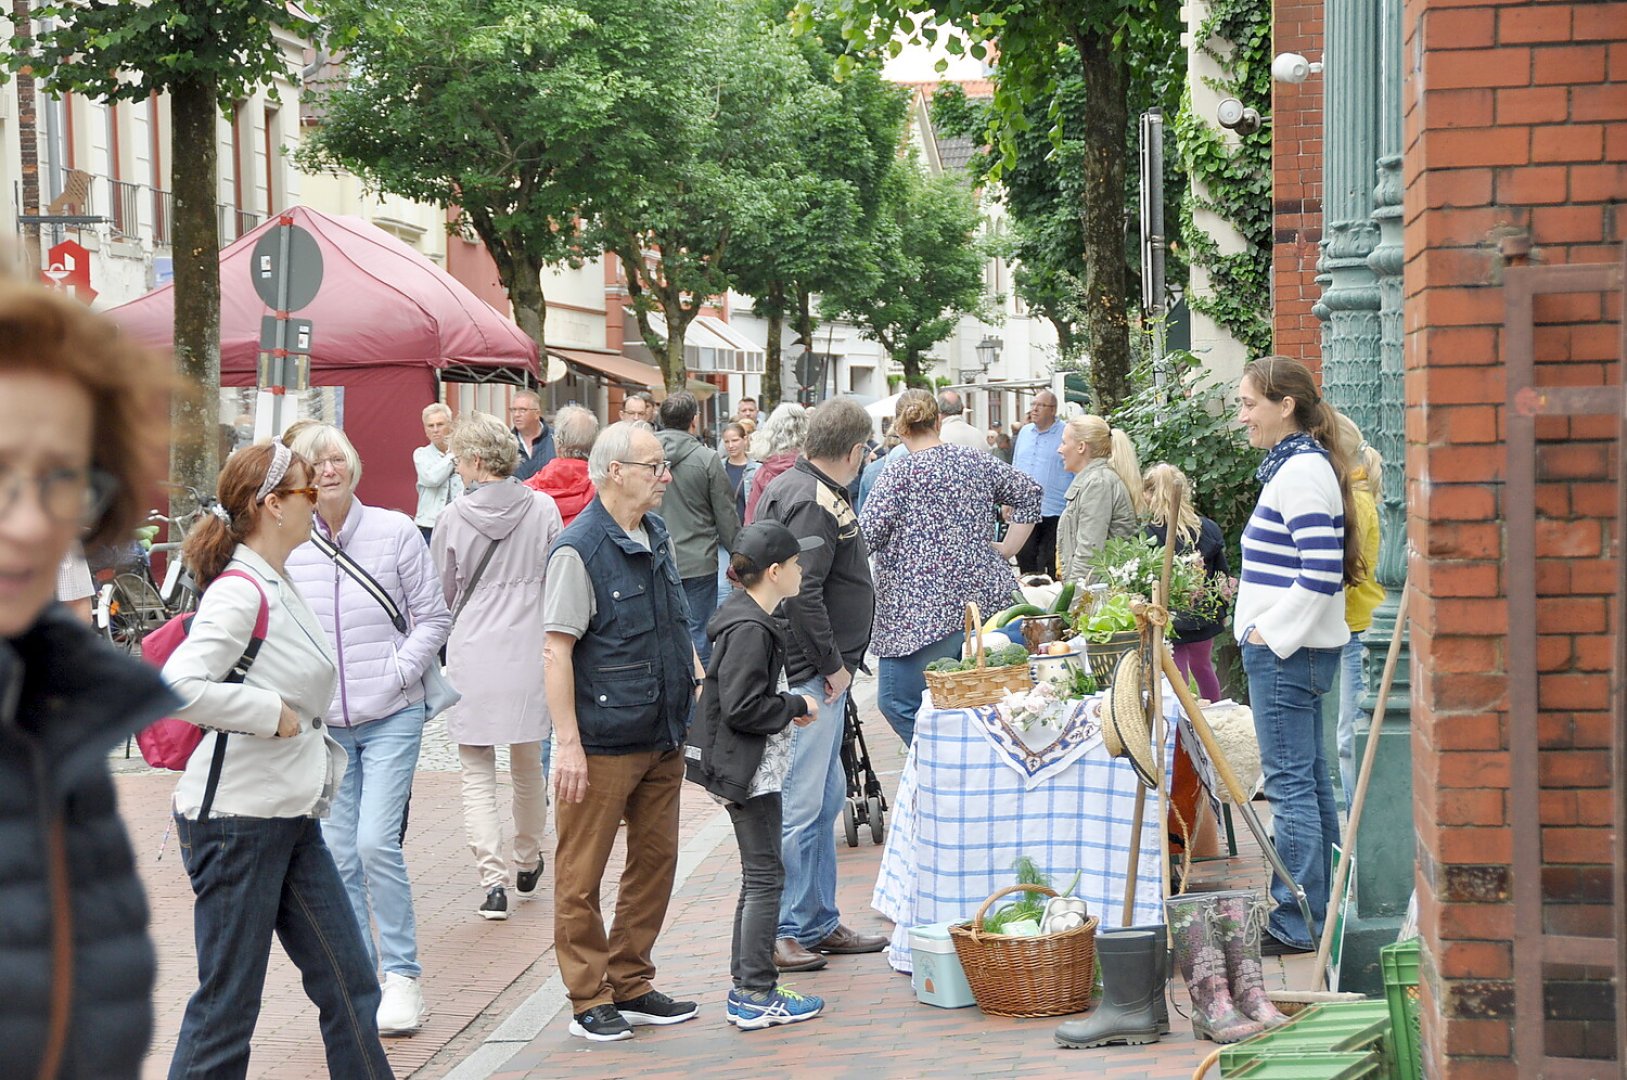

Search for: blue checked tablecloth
xmin=873 ymin=690 xmax=1180 ymax=974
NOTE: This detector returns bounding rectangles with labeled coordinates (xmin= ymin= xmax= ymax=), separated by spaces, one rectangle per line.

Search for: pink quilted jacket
xmin=286 ymin=497 xmax=452 ymax=726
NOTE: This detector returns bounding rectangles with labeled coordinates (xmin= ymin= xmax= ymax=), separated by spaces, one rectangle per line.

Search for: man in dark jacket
xmin=508 ymin=389 xmax=555 ymax=481
xmin=754 ymin=397 xmax=890 ymax=972
xmin=654 ymin=392 xmax=740 ymax=666
xmin=543 ymin=421 xmax=705 ymax=1043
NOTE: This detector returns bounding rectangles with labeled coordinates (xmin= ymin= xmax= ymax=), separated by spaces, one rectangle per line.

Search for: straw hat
xmin=1102 ymin=646 xmax=1158 ymax=789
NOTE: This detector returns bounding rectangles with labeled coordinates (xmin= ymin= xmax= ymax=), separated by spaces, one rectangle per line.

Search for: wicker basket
xmin=923 ymin=602 xmax=1033 ymax=710
xmin=948 ymin=884 xmax=1100 ymax=1018
xmin=1084 ymin=629 xmax=1143 ymax=687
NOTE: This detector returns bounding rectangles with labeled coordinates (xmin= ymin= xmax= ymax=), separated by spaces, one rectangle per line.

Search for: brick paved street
xmin=123 ymin=675 xmax=1312 ymax=1079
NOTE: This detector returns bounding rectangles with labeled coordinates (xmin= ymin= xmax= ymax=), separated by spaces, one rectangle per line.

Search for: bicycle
xmin=95 ymin=483 xmax=208 ymax=657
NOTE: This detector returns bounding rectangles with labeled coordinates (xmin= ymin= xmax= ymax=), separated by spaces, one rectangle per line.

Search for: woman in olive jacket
xmin=0 ymin=279 xmax=178 ymax=1079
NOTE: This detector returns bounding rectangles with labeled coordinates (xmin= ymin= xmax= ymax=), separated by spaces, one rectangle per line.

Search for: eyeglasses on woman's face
xmin=0 ymin=462 xmax=116 ymax=525
xmin=616 ymin=458 xmax=672 ymax=478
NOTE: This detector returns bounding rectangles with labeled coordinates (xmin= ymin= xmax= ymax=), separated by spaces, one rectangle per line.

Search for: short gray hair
xmin=936 ymin=389 xmax=963 ymax=415
xmin=755 ymin=402 xmax=808 ymax=459
xmin=512 ymin=388 xmax=542 ymax=409
xmin=554 ymin=404 xmax=599 ymax=459
xmin=422 ymin=402 xmax=452 ymax=423
xmin=588 ymin=420 xmax=653 ymax=485
xmin=451 ymin=411 xmax=519 ymax=477
xmin=285 ymin=422 xmax=364 ymax=493
xmin=803 ymin=397 xmax=872 ymax=461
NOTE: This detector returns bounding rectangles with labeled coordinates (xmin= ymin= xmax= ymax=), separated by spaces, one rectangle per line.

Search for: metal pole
xmin=1140 ymin=109 xmax=1167 ymax=413
xmin=269 ymin=217 xmax=293 ymax=437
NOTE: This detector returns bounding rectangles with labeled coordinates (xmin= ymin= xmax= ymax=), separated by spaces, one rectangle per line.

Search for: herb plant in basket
xmin=1086 ymin=535 xmax=1227 ymax=631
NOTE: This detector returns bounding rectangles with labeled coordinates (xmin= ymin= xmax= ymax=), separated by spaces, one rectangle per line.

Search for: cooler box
xmin=909 ymin=922 xmax=977 ymax=1009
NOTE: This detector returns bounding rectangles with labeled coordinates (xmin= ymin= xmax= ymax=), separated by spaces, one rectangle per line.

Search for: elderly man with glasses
xmin=508 ymin=389 xmax=556 ymax=481
xmin=1009 ymin=389 xmax=1074 ymax=575
xmin=541 ymin=420 xmax=706 ymax=1043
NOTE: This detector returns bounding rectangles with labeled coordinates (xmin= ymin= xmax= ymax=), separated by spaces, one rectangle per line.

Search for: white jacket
xmin=163 ymin=546 xmax=347 ymax=820
xmin=414 ymin=443 xmax=464 ymax=527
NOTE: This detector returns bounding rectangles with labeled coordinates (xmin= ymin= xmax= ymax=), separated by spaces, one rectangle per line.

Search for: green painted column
xmin=1316 ymin=0 xmax=1382 ymax=439
xmin=1332 ymin=0 xmax=1412 ymax=996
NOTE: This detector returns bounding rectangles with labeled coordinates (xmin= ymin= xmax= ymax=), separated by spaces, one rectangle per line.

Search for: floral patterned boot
xmin=1165 ymin=894 xmax=1266 ymax=1044
xmin=1212 ymin=891 xmax=1292 ymax=1030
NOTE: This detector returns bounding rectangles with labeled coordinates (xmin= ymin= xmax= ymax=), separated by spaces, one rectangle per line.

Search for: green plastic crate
xmin=1381 ymin=939 xmax=1424 ymax=1080
xmin=1221 ymin=1001 xmax=1397 ymax=1078
xmin=1223 ymin=1052 xmax=1382 ymax=1080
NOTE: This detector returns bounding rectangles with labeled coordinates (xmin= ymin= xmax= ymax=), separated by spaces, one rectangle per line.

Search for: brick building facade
xmin=1398 ymin=3 xmax=1624 ymax=1075
xmin=1271 ymin=0 xmax=1326 ymax=375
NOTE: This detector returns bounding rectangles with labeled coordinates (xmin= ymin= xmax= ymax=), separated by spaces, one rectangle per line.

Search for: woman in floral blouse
xmin=859 ymin=390 xmax=1044 ymax=747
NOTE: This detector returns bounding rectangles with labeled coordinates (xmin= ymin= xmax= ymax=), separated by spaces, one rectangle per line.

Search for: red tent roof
xmin=108 ymin=205 xmax=539 ymax=377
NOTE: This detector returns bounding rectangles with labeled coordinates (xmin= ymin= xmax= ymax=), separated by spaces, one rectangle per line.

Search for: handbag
xmin=313 ymin=531 xmax=496 ymax=717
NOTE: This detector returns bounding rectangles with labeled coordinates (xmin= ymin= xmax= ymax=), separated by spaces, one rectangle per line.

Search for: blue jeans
xmin=777 ymin=677 xmax=847 ymax=945
xmin=1336 ymin=634 xmax=1368 ymax=811
xmin=323 ymin=701 xmax=424 ymax=978
xmin=876 ymin=630 xmax=964 ymax=748
xmin=1242 ymin=641 xmax=1342 ymax=950
xmin=681 ymin=574 xmax=718 ymax=667
xmin=169 ymin=814 xmax=393 ymax=1080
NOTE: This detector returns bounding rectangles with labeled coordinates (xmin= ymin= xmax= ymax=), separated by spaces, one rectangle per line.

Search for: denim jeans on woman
xmin=728 ymin=793 xmax=785 ymax=992
xmin=323 ymin=700 xmax=425 ymax=978
xmin=876 ymin=630 xmax=964 ymax=748
xmin=168 ymin=814 xmax=393 ymax=1080
xmin=1336 ymin=633 xmax=1368 ymax=811
xmin=1242 ymin=641 xmax=1343 ymax=950
xmin=682 ymin=574 xmax=719 ymax=667
xmin=778 ymin=677 xmax=848 ymax=946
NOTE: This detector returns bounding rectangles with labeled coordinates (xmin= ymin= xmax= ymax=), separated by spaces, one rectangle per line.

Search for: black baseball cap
xmin=732 ymin=521 xmax=822 ymax=574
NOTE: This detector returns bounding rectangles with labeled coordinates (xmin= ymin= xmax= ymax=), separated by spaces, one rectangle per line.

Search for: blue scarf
xmin=1255 ymin=431 xmax=1328 ymax=485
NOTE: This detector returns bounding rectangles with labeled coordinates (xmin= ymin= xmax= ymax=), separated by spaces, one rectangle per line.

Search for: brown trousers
xmin=552 ymin=748 xmax=684 ymax=1011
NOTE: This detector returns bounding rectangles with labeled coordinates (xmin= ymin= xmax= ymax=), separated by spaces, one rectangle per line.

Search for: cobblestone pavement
xmin=121 ymin=670 xmax=1305 ymax=1078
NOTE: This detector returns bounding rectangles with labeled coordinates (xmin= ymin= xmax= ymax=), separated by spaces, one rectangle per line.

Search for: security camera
xmin=1271 ymin=52 xmax=1323 ymax=84
xmin=1216 ymin=98 xmax=1264 ymax=136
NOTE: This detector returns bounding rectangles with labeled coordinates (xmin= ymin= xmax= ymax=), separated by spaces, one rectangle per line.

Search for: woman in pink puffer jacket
xmin=285 ymin=423 xmax=452 ymax=1038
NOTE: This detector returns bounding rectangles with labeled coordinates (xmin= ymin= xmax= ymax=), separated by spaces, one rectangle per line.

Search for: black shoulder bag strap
xmin=452 ymin=540 xmax=502 ymax=626
xmin=199 ymin=572 xmax=270 ymax=821
xmin=312 ymin=530 xmax=410 ymax=633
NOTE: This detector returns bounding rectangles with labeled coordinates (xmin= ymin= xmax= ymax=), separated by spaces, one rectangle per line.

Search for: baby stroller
xmin=839 ymin=693 xmax=888 ymax=847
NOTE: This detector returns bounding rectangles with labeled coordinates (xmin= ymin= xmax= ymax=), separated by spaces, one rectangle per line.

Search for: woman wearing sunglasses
xmin=162 ymin=441 xmax=394 ymax=1079
xmin=0 ymin=277 xmax=177 ymax=1078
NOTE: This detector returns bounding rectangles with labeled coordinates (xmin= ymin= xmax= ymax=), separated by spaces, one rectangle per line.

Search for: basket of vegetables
xmin=949 ymin=880 xmax=1099 ymax=1017
xmin=923 ymin=602 xmax=1034 ymax=709
xmin=1077 ymin=591 xmax=1144 ymax=687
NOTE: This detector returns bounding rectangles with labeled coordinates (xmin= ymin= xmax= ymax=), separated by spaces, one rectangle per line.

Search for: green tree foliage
xmin=820 ymin=156 xmax=986 ymax=388
xmin=301 ymin=0 xmax=701 ymax=356
xmin=806 ymin=0 xmax=1181 ymax=412
xmin=4 ymin=0 xmax=315 ymax=493
xmin=724 ymin=4 xmax=908 ymax=407
xmin=1110 ymin=349 xmax=1259 ymax=572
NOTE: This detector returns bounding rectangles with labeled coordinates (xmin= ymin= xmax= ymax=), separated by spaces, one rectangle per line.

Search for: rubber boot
xmin=1054 ymin=929 xmax=1161 ymax=1049
xmin=1119 ymin=922 xmax=1171 ymax=1034
xmin=1165 ymin=894 xmax=1265 ymax=1044
xmin=1213 ymin=891 xmax=1292 ymax=1030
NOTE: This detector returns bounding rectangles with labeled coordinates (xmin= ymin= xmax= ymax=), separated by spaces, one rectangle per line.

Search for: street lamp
xmin=975 ymin=334 xmax=1003 ymax=372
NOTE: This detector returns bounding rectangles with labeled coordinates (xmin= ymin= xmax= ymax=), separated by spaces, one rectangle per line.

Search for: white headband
xmin=255 ymin=442 xmax=293 ymax=503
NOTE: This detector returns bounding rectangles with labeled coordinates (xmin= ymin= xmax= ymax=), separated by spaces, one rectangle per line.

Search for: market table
xmin=872 ymin=689 xmax=1179 ymax=974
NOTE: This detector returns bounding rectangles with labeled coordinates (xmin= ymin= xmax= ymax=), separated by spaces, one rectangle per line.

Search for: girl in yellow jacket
xmin=1334 ymin=416 xmax=1384 ymax=810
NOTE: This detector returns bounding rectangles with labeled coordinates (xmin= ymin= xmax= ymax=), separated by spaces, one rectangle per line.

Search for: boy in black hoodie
xmin=685 ymin=522 xmax=826 ymax=1029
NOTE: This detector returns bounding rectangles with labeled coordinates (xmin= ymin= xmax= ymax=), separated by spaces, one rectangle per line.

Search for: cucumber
xmin=1011 ymin=588 xmax=1028 ymax=608
xmin=991 ymin=603 xmax=1046 ymax=629
xmin=1050 ymin=581 xmax=1076 ymax=615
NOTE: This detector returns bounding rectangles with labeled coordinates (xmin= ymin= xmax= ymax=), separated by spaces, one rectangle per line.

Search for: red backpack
xmin=136 ymin=569 xmax=269 ymax=771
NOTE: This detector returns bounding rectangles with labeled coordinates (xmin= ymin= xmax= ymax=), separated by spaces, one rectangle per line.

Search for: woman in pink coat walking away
xmin=432 ymin=411 xmax=564 ymax=920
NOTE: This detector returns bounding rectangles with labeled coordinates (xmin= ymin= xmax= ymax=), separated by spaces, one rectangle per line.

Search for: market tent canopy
xmin=108 ymin=206 xmax=540 ymax=512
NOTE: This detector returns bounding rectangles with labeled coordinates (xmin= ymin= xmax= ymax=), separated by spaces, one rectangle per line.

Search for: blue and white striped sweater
xmin=1234 ymin=454 xmax=1351 ymax=657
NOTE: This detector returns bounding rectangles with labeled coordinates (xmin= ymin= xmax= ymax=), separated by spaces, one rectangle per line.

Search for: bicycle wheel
xmin=109 ymin=572 xmax=167 ymax=654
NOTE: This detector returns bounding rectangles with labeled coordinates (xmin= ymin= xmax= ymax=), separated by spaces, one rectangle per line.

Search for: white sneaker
xmin=377 ymin=972 xmax=425 ymax=1036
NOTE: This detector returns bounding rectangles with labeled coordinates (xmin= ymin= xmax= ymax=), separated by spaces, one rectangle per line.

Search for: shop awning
xmin=551 ymin=347 xmax=661 ymax=389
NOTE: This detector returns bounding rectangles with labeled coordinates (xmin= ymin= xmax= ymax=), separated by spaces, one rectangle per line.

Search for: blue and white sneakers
xmin=727 ymin=986 xmax=825 ymax=1030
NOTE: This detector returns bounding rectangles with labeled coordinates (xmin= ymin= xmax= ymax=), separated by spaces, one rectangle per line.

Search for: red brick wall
xmin=1271 ymin=0 xmax=1325 ymax=376
xmin=1401 ymin=2 xmax=1627 ymax=1076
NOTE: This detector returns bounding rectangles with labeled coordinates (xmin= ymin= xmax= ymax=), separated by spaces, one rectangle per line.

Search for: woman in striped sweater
xmin=1234 ymin=356 xmax=1366 ymax=953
